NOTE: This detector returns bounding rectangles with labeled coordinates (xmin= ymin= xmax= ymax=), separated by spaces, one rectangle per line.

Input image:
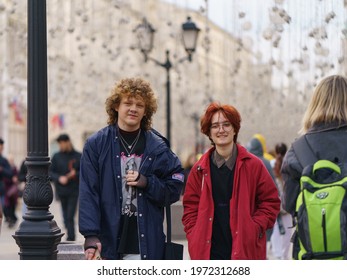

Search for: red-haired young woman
xmin=182 ymin=102 xmax=280 ymax=260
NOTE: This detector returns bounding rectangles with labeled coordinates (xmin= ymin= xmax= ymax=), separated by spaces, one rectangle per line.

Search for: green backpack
xmin=293 ymin=137 xmax=347 ymax=260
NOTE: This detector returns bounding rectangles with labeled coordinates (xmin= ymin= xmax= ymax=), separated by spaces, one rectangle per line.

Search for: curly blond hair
xmin=105 ymin=77 xmax=158 ymax=130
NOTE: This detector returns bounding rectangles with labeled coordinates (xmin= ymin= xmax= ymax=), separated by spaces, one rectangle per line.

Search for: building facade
xmin=2 ymin=0 xmax=342 ymax=165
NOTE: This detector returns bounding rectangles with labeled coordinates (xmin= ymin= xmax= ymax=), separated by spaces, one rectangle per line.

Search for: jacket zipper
xmin=136 ymin=187 xmax=142 ymax=259
xmin=322 ymin=208 xmax=327 ymax=251
xmin=136 ymin=154 xmax=153 ymax=259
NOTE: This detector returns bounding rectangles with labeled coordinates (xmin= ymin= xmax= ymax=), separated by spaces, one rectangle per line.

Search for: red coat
xmin=182 ymin=145 xmax=280 ymax=260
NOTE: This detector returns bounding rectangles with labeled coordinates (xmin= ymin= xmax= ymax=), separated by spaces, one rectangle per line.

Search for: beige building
xmin=2 ymin=0 xmax=339 ymax=165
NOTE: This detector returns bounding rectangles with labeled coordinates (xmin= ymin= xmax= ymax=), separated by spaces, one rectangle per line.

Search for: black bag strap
xmin=292 ymin=135 xmax=318 ymax=168
xmin=165 ymin=189 xmax=172 ymax=243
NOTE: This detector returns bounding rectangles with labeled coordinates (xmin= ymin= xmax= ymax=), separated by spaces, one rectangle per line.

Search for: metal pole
xmin=12 ymin=0 xmax=63 ymax=260
xmin=192 ymin=114 xmax=199 ymax=154
xmin=163 ymin=50 xmax=172 ymax=144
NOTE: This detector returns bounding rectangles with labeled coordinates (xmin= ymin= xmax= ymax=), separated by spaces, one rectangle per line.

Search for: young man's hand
xmin=126 ymin=171 xmax=147 ymax=188
xmin=85 ymin=242 xmax=102 ymax=260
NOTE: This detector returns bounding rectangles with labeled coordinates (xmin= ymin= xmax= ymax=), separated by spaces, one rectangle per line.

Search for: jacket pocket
xmin=252 ymin=221 xmax=266 ymax=259
xmin=187 ymin=226 xmax=198 ymax=258
xmin=252 ymin=220 xmax=263 ymax=239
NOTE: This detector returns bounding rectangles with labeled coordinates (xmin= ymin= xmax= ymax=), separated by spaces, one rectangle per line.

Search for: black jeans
xmin=58 ymin=192 xmax=78 ymax=241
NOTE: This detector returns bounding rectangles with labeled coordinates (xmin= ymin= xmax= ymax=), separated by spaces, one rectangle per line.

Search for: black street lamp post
xmin=134 ymin=17 xmax=200 ymax=144
xmin=191 ymin=113 xmax=200 ymax=154
xmin=12 ymin=0 xmax=63 ymax=260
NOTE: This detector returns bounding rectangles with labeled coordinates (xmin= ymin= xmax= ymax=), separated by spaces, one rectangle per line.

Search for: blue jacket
xmin=78 ymin=125 xmax=184 ymax=259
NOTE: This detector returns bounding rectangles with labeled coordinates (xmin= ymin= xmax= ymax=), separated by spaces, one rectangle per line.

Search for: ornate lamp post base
xmin=13 ymin=160 xmax=64 ymax=259
xmin=13 ymin=214 xmax=63 ymax=260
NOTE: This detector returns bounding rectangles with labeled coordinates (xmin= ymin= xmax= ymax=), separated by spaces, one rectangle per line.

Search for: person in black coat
xmin=50 ymin=133 xmax=81 ymax=241
xmin=0 ymin=138 xmax=13 ymax=224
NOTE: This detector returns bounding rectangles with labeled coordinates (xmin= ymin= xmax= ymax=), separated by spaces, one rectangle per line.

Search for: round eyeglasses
xmin=210 ymin=122 xmax=233 ymax=132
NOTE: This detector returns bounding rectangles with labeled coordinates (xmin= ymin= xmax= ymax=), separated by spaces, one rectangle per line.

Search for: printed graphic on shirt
xmin=120 ymin=153 xmax=143 ymax=217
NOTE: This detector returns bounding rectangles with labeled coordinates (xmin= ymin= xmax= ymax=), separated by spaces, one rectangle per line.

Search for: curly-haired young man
xmin=79 ymin=77 xmax=184 ymax=260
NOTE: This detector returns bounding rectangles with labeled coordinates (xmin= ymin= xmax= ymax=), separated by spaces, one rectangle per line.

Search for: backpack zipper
xmin=321 ymin=208 xmax=327 ymax=251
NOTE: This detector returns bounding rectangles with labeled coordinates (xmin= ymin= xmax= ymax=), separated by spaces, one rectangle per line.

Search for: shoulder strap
xmin=292 ymin=135 xmax=318 ymax=168
xmin=165 ymin=189 xmax=172 ymax=243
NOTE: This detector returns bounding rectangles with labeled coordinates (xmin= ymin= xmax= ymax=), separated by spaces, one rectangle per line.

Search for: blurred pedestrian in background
xmin=3 ymin=155 xmax=19 ymax=228
xmin=50 ymin=133 xmax=81 ymax=241
xmin=270 ymin=142 xmax=293 ymax=259
xmin=246 ymin=134 xmax=278 ymax=256
xmin=0 ymin=199 xmax=3 ymax=234
xmin=17 ymin=159 xmax=28 ymax=217
xmin=0 ymin=138 xmax=12 ymax=226
xmin=252 ymin=133 xmax=275 ymax=162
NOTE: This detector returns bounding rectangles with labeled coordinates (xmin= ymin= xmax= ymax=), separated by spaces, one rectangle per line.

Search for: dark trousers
xmin=58 ymin=192 xmax=78 ymax=241
xmin=3 ymin=204 xmax=17 ymax=223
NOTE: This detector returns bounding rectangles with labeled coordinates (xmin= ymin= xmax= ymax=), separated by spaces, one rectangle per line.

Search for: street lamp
xmin=134 ymin=17 xmax=200 ymax=144
xmin=12 ymin=0 xmax=63 ymax=260
xmin=191 ymin=113 xmax=200 ymax=154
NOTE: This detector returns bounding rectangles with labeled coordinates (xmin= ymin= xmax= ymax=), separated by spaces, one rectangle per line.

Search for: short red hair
xmin=200 ymin=102 xmax=241 ymax=144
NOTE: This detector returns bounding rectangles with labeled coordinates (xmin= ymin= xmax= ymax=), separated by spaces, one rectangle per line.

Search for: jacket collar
xmin=112 ymin=124 xmax=167 ymax=155
xmin=212 ymin=142 xmax=237 ymax=170
xmin=196 ymin=144 xmax=251 ymax=172
xmin=308 ymin=121 xmax=347 ymax=134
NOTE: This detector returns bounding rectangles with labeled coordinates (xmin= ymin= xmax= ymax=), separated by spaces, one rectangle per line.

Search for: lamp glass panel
xmin=136 ymin=24 xmax=153 ymax=52
xmin=182 ymin=29 xmax=198 ymax=51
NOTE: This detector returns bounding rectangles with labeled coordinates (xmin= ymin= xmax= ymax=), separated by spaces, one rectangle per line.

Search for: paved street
xmin=0 ymin=197 xmax=190 ymax=260
xmin=0 ymin=197 xmax=82 ymax=260
xmin=0 ymin=197 xmax=279 ymax=260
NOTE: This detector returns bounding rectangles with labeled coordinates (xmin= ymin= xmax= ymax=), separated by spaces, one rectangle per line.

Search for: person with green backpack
xmin=281 ymin=75 xmax=347 ymax=260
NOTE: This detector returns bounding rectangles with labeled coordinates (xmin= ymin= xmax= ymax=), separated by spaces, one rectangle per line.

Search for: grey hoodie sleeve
xmin=281 ymin=146 xmax=302 ymax=215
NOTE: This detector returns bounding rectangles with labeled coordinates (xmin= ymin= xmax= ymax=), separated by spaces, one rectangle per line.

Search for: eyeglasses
xmin=210 ymin=122 xmax=233 ymax=132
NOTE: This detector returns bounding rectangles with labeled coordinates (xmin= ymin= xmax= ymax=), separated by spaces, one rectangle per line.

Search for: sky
xmin=163 ymin=0 xmax=345 ymax=34
xmin=162 ymin=0 xmax=268 ymax=34
xmin=162 ymin=0 xmax=347 ymax=88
